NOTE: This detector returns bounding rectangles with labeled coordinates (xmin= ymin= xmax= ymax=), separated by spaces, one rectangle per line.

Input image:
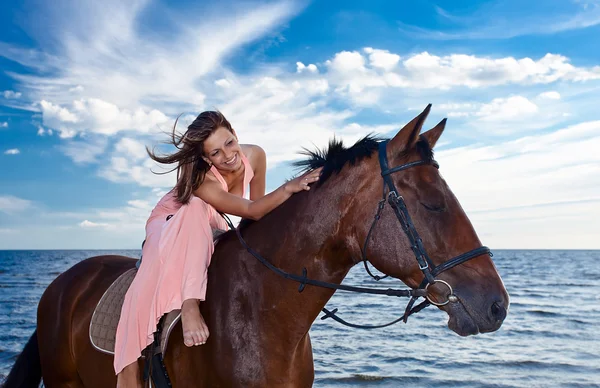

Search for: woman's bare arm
xmin=194 ymin=167 xmax=322 ymax=221
xmin=248 ymin=145 xmax=266 ymax=201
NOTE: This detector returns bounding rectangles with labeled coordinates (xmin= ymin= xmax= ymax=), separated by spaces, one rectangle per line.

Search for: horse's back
xmin=37 ymin=254 xmax=137 ymax=387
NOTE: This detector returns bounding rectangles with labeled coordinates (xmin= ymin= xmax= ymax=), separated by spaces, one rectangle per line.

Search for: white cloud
xmin=401 ymin=52 xmax=600 ymax=88
xmin=115 ymin=137 xmax=149 ymax=160
xmin=291 ymin=79 xmax=329 ymax=94
xmin=0 ymin=195 xmax=33 ymax=213
xmin=215 ymin=79 xmax=232 ymax=88
xmin=0 ymin=122 xmax=7 ymax=128
xmin=39 ymin=98 xmax=170 ymax=138
xmin=326 ymin=51 xmax=368 ymax=74
xmin=296 ymin=62 xmax=318 ymax=73
xmin=314 ymin=50 xmax=600 ymax=106
xmin=3 ymin=90 xmax=22 ymax=99
xmin=99 ymin=152 xmax=176 ymax=188
xmin=476 ymin=96 xmax=539 ymax=121
xmin=318 ymin=48 xmax=600 ymax=105
xmin=127 ymin=199 xmax=152 ymax=210
xmin=538 ymin=91 xmax=561 ymax=99
xmin=37 ymin=126 xmax=53 ymax=136
xmin=364 ymin=47 xmax=400 ymax=71
xmin=4 ymin=148 xmax=20 ymax=155
xmin=39 ymin=100 xmax=78 ymax=127
xmin=79 ymin=220 xmax=109 ymax=228
xmin=435 ymin=94 xmax=570 ymax=135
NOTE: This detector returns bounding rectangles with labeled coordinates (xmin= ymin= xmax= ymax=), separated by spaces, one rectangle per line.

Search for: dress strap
xmin=240 ymin=151 xmax=254 ymax=198
xmin=210 ymin=165 xmax=228 ymax=191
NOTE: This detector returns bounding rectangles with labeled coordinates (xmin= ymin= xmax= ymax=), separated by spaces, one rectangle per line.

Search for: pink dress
xmin=113 ymin=152 xmax=254 ymax=374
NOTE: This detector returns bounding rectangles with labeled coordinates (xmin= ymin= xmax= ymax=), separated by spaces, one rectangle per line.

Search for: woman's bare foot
xmin=181 ymin=298 xmax=209 ymax=347
xmin=116 ymin=361 xmax=142 ymax=388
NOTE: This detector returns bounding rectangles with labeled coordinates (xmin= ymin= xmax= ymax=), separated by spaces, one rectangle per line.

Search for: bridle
xmin=222 ymin=139 xmax=492 ymax=329
xmin=358 ymin=140 xmax=492 ymax=325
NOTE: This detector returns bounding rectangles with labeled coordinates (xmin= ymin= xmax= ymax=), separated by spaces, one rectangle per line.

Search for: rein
xmin=222 ymin=139 xmax=492 ymax=329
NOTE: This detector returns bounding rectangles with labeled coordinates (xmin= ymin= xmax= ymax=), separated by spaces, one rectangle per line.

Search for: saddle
xmin=89 ymin=228 xmax=228 ymax=357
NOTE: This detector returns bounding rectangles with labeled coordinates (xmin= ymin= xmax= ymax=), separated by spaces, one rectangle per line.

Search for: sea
xmin=1 ymin=249 xmax=599 ymax=387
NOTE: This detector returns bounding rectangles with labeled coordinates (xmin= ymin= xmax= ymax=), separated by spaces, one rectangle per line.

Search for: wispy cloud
xmin=438 ymin=119 xmax=600 ymax=212
xmin=1 ymin=0 xmax=303 ymax=141
xmin=79 ymin=220 xmax=109 ymax=228
xmin=0 ymin=195 xmax=33 ymax=213
xmin=2 ymin=90 xmax=22 ymax=99
xmin=59 ymin=135 xmax=108 ymax=164
xmin=399 ymin=0 xmax=600 ymax=40
xmin=433 ymin=118 xmax=600 ymax=248
xmin=3 ymin=148 xmax=20 ymax=155
xmin=1 ymin=0 xmax=302 ymax=110
xmin=437 ymin=94 xmax=568 ymax=135
xmin=0 ymin=122 xmax=7 ymax=128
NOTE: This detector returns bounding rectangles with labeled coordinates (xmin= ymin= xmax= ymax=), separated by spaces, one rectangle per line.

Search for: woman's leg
xmin=175 ymin=197 xmax=218 ymax=347
xmin=181 ymin=298 xmax=210 ymax=346
xmin=116 ymin=361 xmax=142 ymax=388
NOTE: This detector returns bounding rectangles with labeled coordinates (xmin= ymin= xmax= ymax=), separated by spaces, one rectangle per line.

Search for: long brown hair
xmin=147 ymin=110 xmax=234 ymax=204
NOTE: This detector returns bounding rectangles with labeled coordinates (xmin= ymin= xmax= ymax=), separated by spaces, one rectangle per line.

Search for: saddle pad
xmin=89 ymin=228 xmax=226 ymax=356
xmin=89 ymin=268 xmax=183 ymax=356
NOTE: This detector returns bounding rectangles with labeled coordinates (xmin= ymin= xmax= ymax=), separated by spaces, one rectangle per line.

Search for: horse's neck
xmin=238 ymin=185 xmax=357 ymax=339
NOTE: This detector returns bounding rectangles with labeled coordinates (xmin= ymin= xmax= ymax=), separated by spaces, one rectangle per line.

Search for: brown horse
xmin=3 ymin=105 xmax=509 ymax=388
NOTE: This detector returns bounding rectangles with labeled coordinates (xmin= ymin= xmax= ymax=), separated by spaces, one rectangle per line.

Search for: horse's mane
xmin=237 ymin=133 xmax=434 ymax=230
xmin=292 ymin=134 xmax=385 ymax=182
xmin=293 ymin=133 xmax=434 ymax=179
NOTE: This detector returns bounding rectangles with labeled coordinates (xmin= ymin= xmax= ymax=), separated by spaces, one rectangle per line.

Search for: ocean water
xmin=1 ymin=249 xmax=599 ymax=387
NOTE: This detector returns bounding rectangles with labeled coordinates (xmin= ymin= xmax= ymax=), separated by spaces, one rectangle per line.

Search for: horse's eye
xmin=420 ymin=202 xmax=446 ymax=213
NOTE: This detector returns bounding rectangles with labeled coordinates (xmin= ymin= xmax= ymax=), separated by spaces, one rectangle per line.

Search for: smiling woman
xmin=112 ymin=110 xmax=322 ymax=387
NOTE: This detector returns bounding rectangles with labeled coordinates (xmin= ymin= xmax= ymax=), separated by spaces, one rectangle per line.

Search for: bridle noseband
xmin=223 ymin=139 xmax=492 ymax=329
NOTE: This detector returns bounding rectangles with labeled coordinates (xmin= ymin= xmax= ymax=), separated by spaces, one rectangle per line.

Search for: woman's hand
xmin=284 ymin=167 xmax=323 ymax=194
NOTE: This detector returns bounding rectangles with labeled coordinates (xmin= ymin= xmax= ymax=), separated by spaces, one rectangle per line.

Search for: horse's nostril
xmin=491 ymin=301 xmax=507 ymax=322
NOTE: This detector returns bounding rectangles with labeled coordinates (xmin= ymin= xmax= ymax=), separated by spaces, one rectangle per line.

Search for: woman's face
xmin=203 ymin=126 xmax=243 ymax=172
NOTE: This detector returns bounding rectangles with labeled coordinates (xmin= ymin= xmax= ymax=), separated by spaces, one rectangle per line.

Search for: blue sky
xmin=1 ymin=0 xmax=599 ymax=249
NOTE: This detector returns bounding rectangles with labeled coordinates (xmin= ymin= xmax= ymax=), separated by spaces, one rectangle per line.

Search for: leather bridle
xmin=358 ymin=140 xmax=492 ymax=324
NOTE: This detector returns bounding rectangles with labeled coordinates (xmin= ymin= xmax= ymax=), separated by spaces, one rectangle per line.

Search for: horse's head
xmin=346 ymin=104 xmax=509 ymax=336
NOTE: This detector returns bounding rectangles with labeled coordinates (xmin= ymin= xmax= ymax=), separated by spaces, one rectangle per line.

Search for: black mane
xmin=292 ymin=134 xmax=385 ymax=183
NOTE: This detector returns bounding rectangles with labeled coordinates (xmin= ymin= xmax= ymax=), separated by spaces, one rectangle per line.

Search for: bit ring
xmin=425 ymin=279 xmax=455 ymax=306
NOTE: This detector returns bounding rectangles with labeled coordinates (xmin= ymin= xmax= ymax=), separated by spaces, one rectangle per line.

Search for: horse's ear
xmin=389 ymin=104 xmax=431 ymax=154
xmin=421 ymin=118 xmax=446 ymax=149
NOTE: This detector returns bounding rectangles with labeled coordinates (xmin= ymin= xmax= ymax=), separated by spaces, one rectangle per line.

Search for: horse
xmin=3 ymin=105 xmax=509 ymax=387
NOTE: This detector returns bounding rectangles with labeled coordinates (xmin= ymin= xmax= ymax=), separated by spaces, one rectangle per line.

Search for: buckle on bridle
xmin=387 ymin=190 xmax=400 ymax=202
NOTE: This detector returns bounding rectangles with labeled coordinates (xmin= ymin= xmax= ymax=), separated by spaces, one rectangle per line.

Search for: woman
xmin=114 ymin=111 xmax=322 ymax=387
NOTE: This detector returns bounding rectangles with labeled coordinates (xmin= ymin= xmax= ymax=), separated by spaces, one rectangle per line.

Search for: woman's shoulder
xmin=240 ymin=144 xmax=266 ymax=168
xmin=240 ymin=144 xmax=265 ymax=158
